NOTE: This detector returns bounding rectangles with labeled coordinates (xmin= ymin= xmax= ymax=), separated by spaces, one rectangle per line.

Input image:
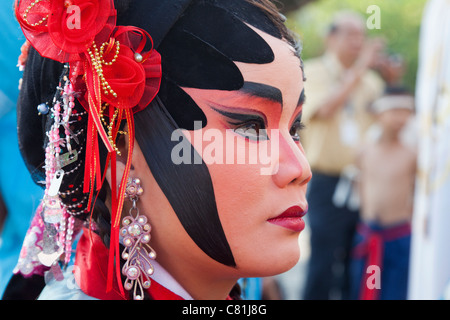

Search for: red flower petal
xmin=74 ymin=27 xmax=162 ymax=115
xmin=101 ymin=45 xmax=147 ymax=108
xmin=15 ymin=0 xmax=116 ymax=62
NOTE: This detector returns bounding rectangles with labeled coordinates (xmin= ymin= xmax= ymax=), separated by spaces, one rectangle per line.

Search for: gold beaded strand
xmin=99 ymin=104 xmax=128 ymax=156
xmin=100 ymin=40 xmax=121 ymax=66
xmin=86 ymin=41 xmax=118 ymax=98
xmin=22 ymin=0 xmax=49 ymax=27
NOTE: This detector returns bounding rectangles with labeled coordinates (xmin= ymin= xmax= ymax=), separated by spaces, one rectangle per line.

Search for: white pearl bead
xmin=37 ymin=103 xmax=49 ymax=115
xmin=134 ymin=52 xmax=143 ymax=63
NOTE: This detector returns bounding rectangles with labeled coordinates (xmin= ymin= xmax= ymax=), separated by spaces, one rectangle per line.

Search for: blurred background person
xmin=0 ymin=1 xmax=43 ymax=296
xmin=408 ymin=0 xmax=450 ymax=300
xmin=377 ymin=53 xmax=407 ymax=88
xmin=350 ymin=88 xmax=416 ymax=300
xmin=300 ymin=10 xmax=385 ymax=300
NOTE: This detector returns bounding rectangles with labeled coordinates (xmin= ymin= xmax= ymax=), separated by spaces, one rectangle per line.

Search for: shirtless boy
xmin=350 ymin=89 xmax=416 ymax=300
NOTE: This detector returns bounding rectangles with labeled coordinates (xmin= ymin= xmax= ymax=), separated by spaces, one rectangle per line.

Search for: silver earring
xmin=120 ymin=178 xmax=157 ymax=300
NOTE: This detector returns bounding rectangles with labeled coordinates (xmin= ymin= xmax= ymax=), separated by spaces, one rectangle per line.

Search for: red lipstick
xmin=268 ymin=205 xmax=307 ymax=232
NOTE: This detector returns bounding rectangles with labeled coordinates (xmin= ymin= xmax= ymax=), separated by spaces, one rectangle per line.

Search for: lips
xmin=267 ymin=205 xmax=307 ymax=232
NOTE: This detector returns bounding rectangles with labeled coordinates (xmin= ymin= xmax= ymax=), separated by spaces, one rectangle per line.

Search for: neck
xmin=155 ymin=252 xmax=238 ymax=300
xmin=334 ymin=52 xmax=354 ymax=69
xmin=379 ymin=129 xmax=400 ymax=145
xmin=180 ymin=272 xmax=237 ymax=300
xmin=340 ymin=58 xmax=354 ymax=69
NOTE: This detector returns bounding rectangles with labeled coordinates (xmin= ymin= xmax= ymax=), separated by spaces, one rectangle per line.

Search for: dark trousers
xmin=349 ymin=222 xmax=411 ymax=300
xmin=302 ymin=172 xmax=359 ymax=300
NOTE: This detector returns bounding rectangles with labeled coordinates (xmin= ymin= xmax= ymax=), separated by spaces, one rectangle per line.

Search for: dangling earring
xmin=121 ymin=177 xmax=157 ymax=300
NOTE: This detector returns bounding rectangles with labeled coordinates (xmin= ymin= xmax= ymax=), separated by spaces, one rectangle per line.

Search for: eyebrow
xmin=240 ymin=81 xmax=283 ymax=105
xmin=240 ymin=81 xmax=305 ymax=110
xmin=298 ymin=89 xmax=305 ymax=107
xmin=211 ymin=107 xmax=266 ymax=124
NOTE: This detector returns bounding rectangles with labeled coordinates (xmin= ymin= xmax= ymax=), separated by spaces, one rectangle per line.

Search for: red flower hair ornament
xmin=15 ymin=0 xmax=162 ymax=297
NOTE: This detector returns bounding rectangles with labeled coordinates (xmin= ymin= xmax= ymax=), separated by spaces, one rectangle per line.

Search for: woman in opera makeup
xmin=6 ymin=0 xmax=311 ymax=300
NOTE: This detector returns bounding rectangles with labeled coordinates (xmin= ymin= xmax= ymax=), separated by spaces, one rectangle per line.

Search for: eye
xmin=232 ymin=118 xmax=268 ymax=141
xmin=290 ymin=119 xmax=305 ymax=142
xmin=210 ymin=107 xmax=269 ymax=141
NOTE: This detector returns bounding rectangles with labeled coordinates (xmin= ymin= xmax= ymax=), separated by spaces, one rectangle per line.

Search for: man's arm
xmin=312 ymin=39 xmax=384 ymax=120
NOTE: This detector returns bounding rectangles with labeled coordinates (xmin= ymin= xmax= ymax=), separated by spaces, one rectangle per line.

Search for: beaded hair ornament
xmin=13 ymin=0 xmax=162 ymax=296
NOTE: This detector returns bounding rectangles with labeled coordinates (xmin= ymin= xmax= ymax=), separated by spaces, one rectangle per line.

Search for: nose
xmin=271 ymin=133 xmax=312 ymax=188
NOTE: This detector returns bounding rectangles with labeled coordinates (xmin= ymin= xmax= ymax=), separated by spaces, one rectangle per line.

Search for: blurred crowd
xmin=273 ymin=0 xmax=450 ymax=301
xmin=1 ymin=0 xmax=449 ymax=300
xmin=299 ymin=10 xmax=415 ymax=300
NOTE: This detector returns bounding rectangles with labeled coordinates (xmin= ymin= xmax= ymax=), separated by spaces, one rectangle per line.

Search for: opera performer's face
xmin=129 ymin=28 xmax=311 ymax=289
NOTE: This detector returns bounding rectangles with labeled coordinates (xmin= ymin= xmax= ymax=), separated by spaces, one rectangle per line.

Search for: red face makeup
xmin=179 ymin=29 xmax=312 ymax=276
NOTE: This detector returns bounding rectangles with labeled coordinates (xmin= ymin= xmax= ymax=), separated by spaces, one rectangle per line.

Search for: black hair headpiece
xmin=116 ymin=0 xmax=195 ymax=49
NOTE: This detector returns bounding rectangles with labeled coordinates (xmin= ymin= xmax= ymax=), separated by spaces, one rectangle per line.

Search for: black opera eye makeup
xmin=210 ymin=105 xmax=305 ymax=143
xmin=290 ymin=112 xmax=305 ymax=142
xmin=290 ymin=90 xmax=306 ymax=142
xmin=211 ymin=107 xmax=269 ymax=141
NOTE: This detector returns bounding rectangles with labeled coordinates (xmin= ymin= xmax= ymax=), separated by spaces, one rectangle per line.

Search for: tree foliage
xmin=286 ymin=0 xmax=428 ymax=92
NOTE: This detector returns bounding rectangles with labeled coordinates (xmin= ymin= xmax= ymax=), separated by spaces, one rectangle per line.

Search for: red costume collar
xmin=74 ymin=228 xmax=184 ymax=300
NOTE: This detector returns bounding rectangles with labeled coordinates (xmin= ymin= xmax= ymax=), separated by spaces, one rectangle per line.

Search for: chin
xmin=271 ymin=244 xmax=301 ymax=275
xmin=234 ymin=236 xmax=301 ymax=278
xmin=267 ymin=229 xmax=303 ymax=274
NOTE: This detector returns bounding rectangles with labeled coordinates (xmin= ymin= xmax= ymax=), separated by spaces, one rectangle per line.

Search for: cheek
xmin=210 ymin=160 xmax=268 ymax=233
xmin=199 ymin=133 xmax=300 ymax=275
xmin=184 ymin=125 xmax=272 ymax=231
xmin=178 ymin=98 xmax=303 ymax=274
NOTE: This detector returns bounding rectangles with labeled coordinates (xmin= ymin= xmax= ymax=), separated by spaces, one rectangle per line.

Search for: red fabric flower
xmin=101 ymin=45 xmax=147 ymax=109
xmin=107 ymin=26 xmax=162 ymax=112
xmin=15 ymin=0 xmax=116 ymax=62
xmin=72 ymin=26 xmax=162 ymax=113
xmin=135 ymin=48 xmax=162 ymax=113
xmin=102 ymin=45 xmax=162 ymax=112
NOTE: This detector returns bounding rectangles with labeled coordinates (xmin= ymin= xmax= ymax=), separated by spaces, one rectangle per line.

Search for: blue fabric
xmin=0 ymin=2 xmax=24 ymax=109
xmin=38 ymin=266 xmax=98 ymax=300
xmin=238 ymin=278 xmax=263 ymax=300
xmin=0 ymin=1 xmax=44 ymax=296
xmin=349 ymin=221 xmax=411 ymax=300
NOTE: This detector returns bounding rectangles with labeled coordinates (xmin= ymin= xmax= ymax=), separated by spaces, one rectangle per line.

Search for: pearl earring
xmin=120 ymin=178 xmax=156 ymax=300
